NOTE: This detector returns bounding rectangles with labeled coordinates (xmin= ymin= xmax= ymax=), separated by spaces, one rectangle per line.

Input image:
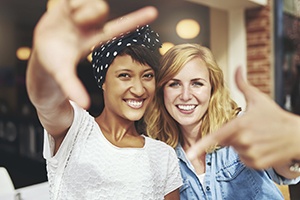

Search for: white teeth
xmin=126 ymin=100 xmax=143 ymax=108
xmin=178 ymin=105 xmax=196 ymax=111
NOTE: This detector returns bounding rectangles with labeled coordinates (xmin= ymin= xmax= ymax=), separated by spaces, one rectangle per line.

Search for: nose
xmin=130 ymin=78 xmax=145 ymax=96
xmin=180 ymin=85 xmax=192 ymax=101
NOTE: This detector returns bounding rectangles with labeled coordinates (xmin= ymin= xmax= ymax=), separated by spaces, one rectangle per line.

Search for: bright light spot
xmin=16 ymin=47 xmax=31 ymax=60
xmin=159 ymin=42 xmax=174 ymax=55
xmin=176 ymin=19 xmax=200 ymax=39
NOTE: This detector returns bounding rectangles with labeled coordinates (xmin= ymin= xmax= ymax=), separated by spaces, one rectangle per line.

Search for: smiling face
xmin=163 ymin=58 xmax=211 ymax=127
xmin=102 ymin=54 xmax=155 ymax=122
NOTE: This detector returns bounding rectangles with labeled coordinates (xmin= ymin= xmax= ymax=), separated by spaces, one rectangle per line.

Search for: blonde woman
xmin=145 ymin=43 xmax=300 ymax=199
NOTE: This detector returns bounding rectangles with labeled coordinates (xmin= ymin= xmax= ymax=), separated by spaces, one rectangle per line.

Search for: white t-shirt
xmin=43 ymin=102 xmax=182 ymax=200
xmin=197 ymin=173 xmax=205 ymax=186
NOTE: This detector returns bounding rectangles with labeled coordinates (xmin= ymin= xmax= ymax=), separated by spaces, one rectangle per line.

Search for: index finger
xmin=88 ymin=6 xmax=158 ymax=49
xmin=186 ymin=117 xmax=241 ymax=160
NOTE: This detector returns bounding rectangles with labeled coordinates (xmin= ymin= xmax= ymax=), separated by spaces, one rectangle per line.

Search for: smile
xmin=126 ymin=99 xmax=144 ymax=108
xmin=177 ymin=104 xmax=196 ymax=111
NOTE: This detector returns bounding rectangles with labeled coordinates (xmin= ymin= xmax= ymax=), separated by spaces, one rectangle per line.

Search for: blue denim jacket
xmin=175 ymin=145 xmax=300 ymax=200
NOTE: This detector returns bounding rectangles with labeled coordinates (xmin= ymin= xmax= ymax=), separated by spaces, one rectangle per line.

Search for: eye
xmin=143 ymin=72 xmax=154 ymax=80
xmin=118 ymin=73 xmax=130 ymax=78
xmin=192 ymin=81 xmax=204 ymax=87
xmin=168 ymin=81 xmax=180 ymax=88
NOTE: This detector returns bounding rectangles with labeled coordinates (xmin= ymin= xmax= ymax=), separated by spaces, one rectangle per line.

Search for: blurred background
xmin=0 ymin=0 xmax=299 ymax=199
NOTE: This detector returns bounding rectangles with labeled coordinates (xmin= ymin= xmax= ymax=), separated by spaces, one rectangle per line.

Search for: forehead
xmin=174 ymin=58 xmax=209 ymax=79
xmin=108 ymin=55 xmax=152 ymax=72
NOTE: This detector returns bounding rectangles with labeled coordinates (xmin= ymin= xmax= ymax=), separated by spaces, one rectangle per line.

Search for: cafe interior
xmin=0 ymin=0 xmax=300 ymax=200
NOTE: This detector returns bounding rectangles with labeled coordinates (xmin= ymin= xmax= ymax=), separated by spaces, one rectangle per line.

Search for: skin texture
xmin=164 ymin=58 xmax=211 ymax=129
xmin=96 ymin=55 xmax=155 ymax=148
xmin=187 ymin=67 xmax=300 ymax=179
xmin=102 ymin=55 xmax=155 ymax=123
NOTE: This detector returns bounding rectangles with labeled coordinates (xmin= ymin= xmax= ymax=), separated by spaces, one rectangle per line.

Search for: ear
xmin=102 ymin=82 xmax=106 ymax=92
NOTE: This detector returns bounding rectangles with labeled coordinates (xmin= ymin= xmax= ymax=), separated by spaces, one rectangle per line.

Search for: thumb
xmin=54 ymin=67 xmax=91 ymax=109
xmin=63 ymin=75 xmax=91 ymax=109
xmin=235 ymin=67 xmax=257 ymax=105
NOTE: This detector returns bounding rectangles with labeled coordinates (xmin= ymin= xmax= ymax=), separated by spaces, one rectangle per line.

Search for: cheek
xmin=163 ymin=89 xmax=172 ymax=104
xmin=163 ymin=90 xmax=176 ymax=113
xmin=146 ymin=81 xmax=155 ymax=95
xmin=195 ymin=88 xmax=211 ymax=103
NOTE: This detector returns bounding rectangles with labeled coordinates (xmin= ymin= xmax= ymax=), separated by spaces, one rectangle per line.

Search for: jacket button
xmin=206 ymin=186 xmax=210 ymax=191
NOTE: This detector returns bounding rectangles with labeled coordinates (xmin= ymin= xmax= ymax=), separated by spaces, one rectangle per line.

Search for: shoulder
xmin=145 ymin=136 xmax=172 ymax=148
xmin=70 ymin=101 xmax=90 ymax=116
xmin=143 ymin=137 xmax=180 ymax=170
xmin=70 ymin=101 xmax=95 ymax=124
xmin=144 ymin=136 xmax=177 ymax=156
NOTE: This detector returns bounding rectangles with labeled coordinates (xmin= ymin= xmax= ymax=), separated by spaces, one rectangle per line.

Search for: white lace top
xmin=43 ymin=102 xmax=182 ymax=200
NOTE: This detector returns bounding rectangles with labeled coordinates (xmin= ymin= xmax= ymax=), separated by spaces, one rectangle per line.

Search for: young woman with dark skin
xmin=26 ymin=1 xmax=181 ymax=199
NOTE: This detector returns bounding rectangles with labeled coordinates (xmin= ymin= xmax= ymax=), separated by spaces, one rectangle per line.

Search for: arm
xmin=26 ymin=0 xmax=158 ymax=151
xmin=26 ymin=49 xmax=74 ymax=152
xmin=164 ymin=189 xmax=180 ymax=200
xmin=187 ymin=67 xmax=300 ymax=179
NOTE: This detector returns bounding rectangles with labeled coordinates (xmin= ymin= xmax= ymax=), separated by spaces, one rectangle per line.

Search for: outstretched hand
xmin=187 ymin=67 xmax=300 ymax=170
xmin=32 ymin=0 xmax=158 ymax=109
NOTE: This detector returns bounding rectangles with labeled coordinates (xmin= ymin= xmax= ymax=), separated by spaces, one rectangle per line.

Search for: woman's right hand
xmin=30 ymin=0 xmax=158 ymax=109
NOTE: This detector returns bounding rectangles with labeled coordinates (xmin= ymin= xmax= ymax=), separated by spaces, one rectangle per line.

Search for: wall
xmin=246 ymin=0 xmax=273 ymax=96
xmin=210 ymin=8 xmax=247 ymax=110
xmin=210 ymin=8 xmax=229 ymax=83
xmin=0 ymin=6 xmax=18 ymax=111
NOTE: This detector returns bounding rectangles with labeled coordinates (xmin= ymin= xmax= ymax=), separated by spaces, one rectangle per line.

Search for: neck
xmin=95 ymin=109 xmax=144 ymax=148
xmin=180 ymin=122 xmax=206 ymax=174
xmin=180 ymin=122 xmax=202 ymax=152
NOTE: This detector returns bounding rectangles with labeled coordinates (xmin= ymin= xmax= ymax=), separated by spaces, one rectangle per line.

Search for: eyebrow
xmin=115 ymin=68 xmax=154 ymax=74
xmin=170 ymin=77 xmax=208 ymax=82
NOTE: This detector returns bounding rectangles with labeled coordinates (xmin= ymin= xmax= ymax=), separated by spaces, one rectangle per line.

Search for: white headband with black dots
xmin=92 ymin=25 xmax=161 ymax=88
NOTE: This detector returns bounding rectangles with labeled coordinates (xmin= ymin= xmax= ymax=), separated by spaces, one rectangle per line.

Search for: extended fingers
xmin=235 ymin=67 xmax=261 ymax=105
xmin=187 ymin=118 xmax=241 ymax=160
xmin=70 ymin=0 xmax=109 ymax=27
xmin=102 ymin=6 xmax=158 ymax=37
xmin=238 ymin=142 xmax=291 ymax=169
xmin=87 ymin=6 xmax=158 ymax=49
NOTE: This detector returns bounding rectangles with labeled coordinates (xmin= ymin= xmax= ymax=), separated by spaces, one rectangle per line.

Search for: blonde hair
xmin=144 ymin=43 xmax=241 ymax=150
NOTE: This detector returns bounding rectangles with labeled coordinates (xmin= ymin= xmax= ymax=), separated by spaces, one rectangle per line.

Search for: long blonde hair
xmin=144 ymin=43 xmax=241 ymax=149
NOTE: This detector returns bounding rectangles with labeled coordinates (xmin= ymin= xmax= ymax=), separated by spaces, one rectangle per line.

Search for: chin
xmin=128 ymin=117 xmax=143 ymax=122
xmin=125 ymin=112 xmax=144 ymax=121
xmin=177 ymin=119 xmax=197 ymax=126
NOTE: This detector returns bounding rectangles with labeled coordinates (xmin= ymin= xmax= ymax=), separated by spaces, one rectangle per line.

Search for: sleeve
xmin=43 ymin=101 xmax=84 ymax=162
xmin=164 ymin=147 xmax=183 ymax=195
xmin=266 ymin=168 xmax=300 ymax=185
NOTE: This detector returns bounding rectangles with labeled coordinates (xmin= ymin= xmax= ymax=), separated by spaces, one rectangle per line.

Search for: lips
xmin=126 ymin=99 xmax=144 ymax=109
xmin=177 ymin=104 xmax=196 ymax=111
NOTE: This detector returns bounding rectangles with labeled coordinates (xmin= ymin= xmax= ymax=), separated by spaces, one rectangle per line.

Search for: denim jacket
xmin=175 ymin=145 xmax=300 ymax=200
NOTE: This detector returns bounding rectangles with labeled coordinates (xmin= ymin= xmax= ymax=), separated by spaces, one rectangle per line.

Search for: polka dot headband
xmin=92 ymin=25 xmax=161 ymax=88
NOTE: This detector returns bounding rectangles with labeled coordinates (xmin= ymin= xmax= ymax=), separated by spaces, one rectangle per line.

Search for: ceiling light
xmin=159 ymin=42 xmax=175 ymax=55
xmin=16 ymin=47 xmax=31 ymax=61
xmin=176 ymin=19 xmax=200 ymax=39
